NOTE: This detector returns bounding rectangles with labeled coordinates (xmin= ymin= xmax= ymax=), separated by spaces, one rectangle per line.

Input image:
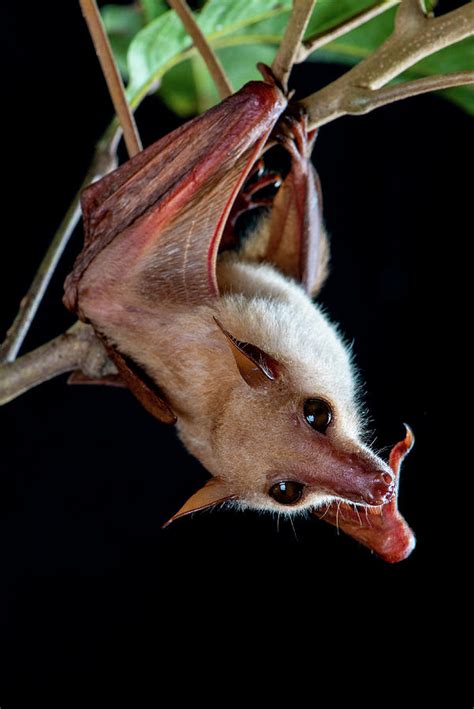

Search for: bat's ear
xmin=213 ymin=317 xmax=280 ymax=388
xmin=162 ymin=478 xmax=237 ymax=528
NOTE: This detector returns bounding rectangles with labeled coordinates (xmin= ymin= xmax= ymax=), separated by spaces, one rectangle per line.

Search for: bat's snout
xmin=362 ymin=470 xmax=395 ymax=506
xmin=318 ymin=447 xmax=396 ymax=507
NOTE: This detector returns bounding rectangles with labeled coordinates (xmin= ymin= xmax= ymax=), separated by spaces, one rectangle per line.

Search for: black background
xmin=0 ymin=0 xmax=470 ymax=702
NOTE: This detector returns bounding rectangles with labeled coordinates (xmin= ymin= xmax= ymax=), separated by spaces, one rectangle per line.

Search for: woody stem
xmin=300 ymin=0 xmax=474 ymax=128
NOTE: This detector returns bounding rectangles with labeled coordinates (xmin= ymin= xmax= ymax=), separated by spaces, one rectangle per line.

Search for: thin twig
xmin=271 ymin=0 xmax=317 ymax=92
xmin=0 ymin=199 xmax=80 ymax=364
xmin=0 ymin=126 xmax=120 ymax=364
xmin=300 ymin=0 xmax=474 ymax=128
xmin=296 ymin=0 xmax=400 ymax=62
xmin=168 ymin=0 xmax=233 ymax=98
xmin=79 ymin=0 xmax=142 ymax=156
xmin=346 ymin=71 xmax=474 ymax=113
xmin=0 ymin=323 xmax=116 ymax=406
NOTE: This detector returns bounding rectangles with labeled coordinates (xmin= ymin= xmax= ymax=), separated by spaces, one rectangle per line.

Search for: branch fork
xmin=300 ymin=0 xmax=474 ymax=127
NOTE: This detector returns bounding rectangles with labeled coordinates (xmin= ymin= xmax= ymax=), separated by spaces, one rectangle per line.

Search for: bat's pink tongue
xmin=313 ymin=425 xmax=415 ymax=563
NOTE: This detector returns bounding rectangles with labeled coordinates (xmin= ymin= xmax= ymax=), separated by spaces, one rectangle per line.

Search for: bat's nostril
xmin=366 ymin=476 xmax=395 ymax=505
xmin=383 ymin=488 xmax=395 ymax=503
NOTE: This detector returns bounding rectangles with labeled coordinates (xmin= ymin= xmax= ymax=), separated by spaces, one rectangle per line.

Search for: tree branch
xmin=345 ymin=71 xmax=474 ymax=114
xmin=2 ymin=0 xmax=472 ymax=405
xmin=168 ymin=0 xmax=233 ymax=98
xmin=300 ymin=0 xmax=474 ymax=128
xmin=296 ymin=0 xmax=400 ymax=62
xmin=0 ymin=126 xmax=120 ymax=364
xmin=271 ymin=0 xmax=317 ymax=92
xmin=0 ymin=323 xmax=117 ymax=406
xmin=79 ymin=0 xmax=142 ymax=156
xmin=395 ymin=0 xmax=426 ymax=33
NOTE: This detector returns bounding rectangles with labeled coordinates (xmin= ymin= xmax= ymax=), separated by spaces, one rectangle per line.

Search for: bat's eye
xmin=304 ymin=398 xmax=332 ymax=433
xmin=268 ymin=480 xmax=304 ymax=505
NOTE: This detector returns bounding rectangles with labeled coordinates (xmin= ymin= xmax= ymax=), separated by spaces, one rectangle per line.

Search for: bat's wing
xmin=265 ymin=112 xmax=328 ymax=296
xmin=64 ymin=80 xmax=287 ymax=316
xmin=313 ymin=426 xmax=416 ymax=563
xmin=220 ymin=108 xmax=328 ymax=297
xmin=63 ymin=80 xmax=286 ymax=421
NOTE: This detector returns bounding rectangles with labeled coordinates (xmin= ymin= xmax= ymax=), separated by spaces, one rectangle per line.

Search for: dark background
xmin=0 ymin=0 xmax=470 ymax=701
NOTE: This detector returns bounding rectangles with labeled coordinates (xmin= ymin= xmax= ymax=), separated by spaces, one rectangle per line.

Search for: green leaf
xmin=159 ymin=44 xmax=276 ymax=116
xmin=304 ymin=0 xmax=387 ymax=37
xmin=101 ymin=4 xmax=144 ymax=78
xmin=101 ymin=1 xmax=171 ymax=79
xmin=422 ymin=0 xmax=438 ymax=13
xmin=125 ymin=0 xmax=293 ymax=104
xmin=126 ymin=10 xmax=189 ymax=100
xmin=102 ymin=0 xmax=473 ymax=118
xmin=309 ymin=5 xmax=396 ymax=60
xmin=141 ymin=0 xmax=169 ymax=24
xmin=442 ymin=85 xmax=474 ymax=115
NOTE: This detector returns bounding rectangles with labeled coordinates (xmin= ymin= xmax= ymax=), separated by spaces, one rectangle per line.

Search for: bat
xmin=64 ymin=67 xmax=415 ymax=563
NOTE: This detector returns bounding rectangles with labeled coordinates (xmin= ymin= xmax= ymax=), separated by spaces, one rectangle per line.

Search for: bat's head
xmin=167 ymin=259 xmax=396 ymax=525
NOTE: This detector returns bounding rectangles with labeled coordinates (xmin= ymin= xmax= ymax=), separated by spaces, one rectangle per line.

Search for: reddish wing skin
xmin=264 ymin=114 xmax=327 ymax=296
xmin=313 ymin=426 xmax=416 ymax=563
xmin=64 ymin=80 xmax=287 ymax=315
xmin=63 ymin=80 xmax=286 ymax=421
xmin=265 ymin=161 xmax=323 ymax=294
xmin=220 ymin=110 xmax=328 ymax=297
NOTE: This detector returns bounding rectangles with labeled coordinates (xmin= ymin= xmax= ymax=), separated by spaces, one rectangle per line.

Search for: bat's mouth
xmin=313 ymin=426 xmax=416 ymax=563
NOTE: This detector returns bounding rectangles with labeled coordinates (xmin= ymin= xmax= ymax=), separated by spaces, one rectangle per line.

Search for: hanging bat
xmin=64 ymin=68 xmax=415 ymax=564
